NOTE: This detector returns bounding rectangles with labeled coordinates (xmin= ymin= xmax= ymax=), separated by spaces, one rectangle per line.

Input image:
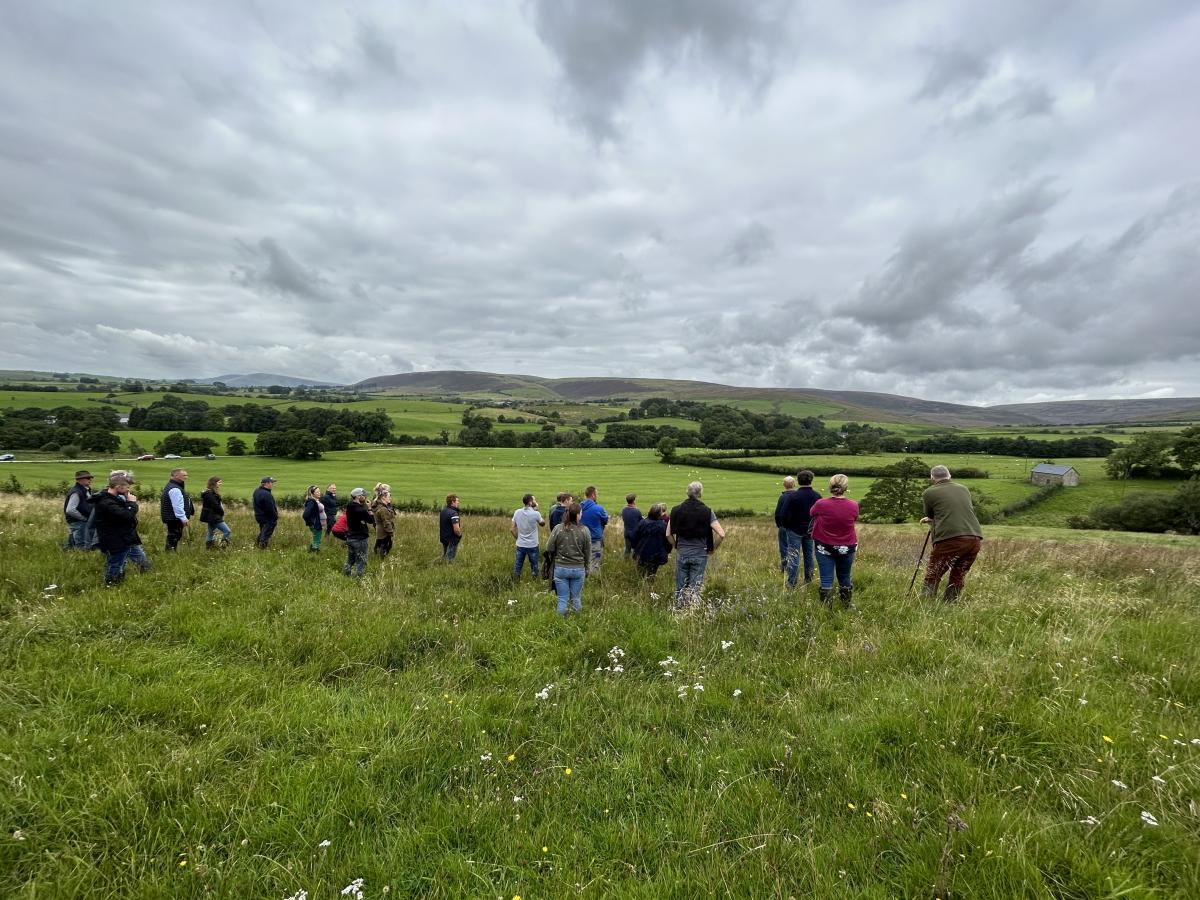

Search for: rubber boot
xmin=942 ymin=584 xmax=962 ymax=603
xmin=839 ymin=585 xmax=853 ymax=609
xmin=818 ymin=587 xmax=834 ymax=606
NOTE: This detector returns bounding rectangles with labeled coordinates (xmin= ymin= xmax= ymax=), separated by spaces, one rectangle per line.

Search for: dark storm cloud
xmin=530 ymin=0 xmax=788 ymax=142
xmin=0 ymin=1 xmax=1197 ymax=401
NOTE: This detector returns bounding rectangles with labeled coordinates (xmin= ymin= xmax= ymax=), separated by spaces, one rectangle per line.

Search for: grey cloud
xmin=915 ymin=44 xmax=991 ymax=100
xmin=232 ymin=239 xmax=328 ymax=302
xmin=845 ymin=180 xmax=1061 ymax=330
xmin=531 ymin=0 xmax=788 ymax=141
xmin=723 ymin=222 xmax=775 ymax=267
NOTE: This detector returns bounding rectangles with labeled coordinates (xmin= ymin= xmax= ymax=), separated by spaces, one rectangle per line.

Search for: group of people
xmin=64 ymin=464 xmax=984 ymax=606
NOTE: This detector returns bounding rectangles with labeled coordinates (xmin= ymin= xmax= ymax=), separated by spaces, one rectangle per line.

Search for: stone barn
xmin=1031 ymin=463 xmax=1080 ymax=487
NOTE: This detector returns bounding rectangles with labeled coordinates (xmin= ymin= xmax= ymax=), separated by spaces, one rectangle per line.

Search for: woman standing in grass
xmin=302 ymin=485 xmax=327 ymax=552
xmin=200 ymin=476 xmax=231 ymax=549
xmin=631 ymin=503 xmax=671 ymax=579
xmin=808 ymin=474 xmax=859 ymax=609
xmin=545 ymin=502 xmax=591 ymax=616
xmin=371 ymin=483 xmax=396 ymax=558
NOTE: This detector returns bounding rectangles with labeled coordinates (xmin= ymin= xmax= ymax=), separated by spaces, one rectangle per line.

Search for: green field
xmin=1 ymin=498 xmax=1198 ymax=897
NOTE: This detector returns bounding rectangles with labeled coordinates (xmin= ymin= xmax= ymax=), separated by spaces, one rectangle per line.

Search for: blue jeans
xmin=206 ymin=521 xmax=231 ymax=545
xmin=777 ymin=527 xmax=789 ymax=571
xmin=104 ymin=544 xmax=150 ymax=581
xmin=553 ymin=565 xmax=586 ymax=614
xmin=344 ymin=537 xmax=369 ymax=577
xmin=675 ymin=555 xmax=708 ymax=607
xmin=815 ymin=542 xmax=855 ymax=589
xmin=442 ymin=539 xmax=459 ymax=561
xmin=514 ymin=545 xmax=539 ymax=577
xmin=65 ymin=520 xmax=95 ymax=551
xmin=590 ymin=538 xmax=603 ymax=573
xmin=785 ymin=530 xmax=815 ymax=587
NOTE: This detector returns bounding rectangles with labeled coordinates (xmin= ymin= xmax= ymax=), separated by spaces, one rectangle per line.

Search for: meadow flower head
xmin=1103 ymin=735 xmax=1114 ymax=744
xmin=341 ymin=879 xmax=365 ymax=899
xmin=507 ymin=753 xmax=516 ymax=762
xmin=564 ymin=767 xmax=572 ymax=776
xmin=732 ymin=689 xmax=742 ymax=698
xmin=1079 ymin=816 xmax=1099 ymax=826
xmin=317 ymin=839 xmax=331 ymax=849
xmin=1111 ymin=780 xmax=1127 ymax=789
xmin=284 ymin=891 xmax=308 ymax=900
xmin=721 ymin=640 xmax=733 ymax=651
xmin=535 ymin=684 xmax=554 ymax=701
xmin=480 ymin=752 xmax=493 ymax=762
xmin=1140 ymin=811 xmax=1159 ymax=827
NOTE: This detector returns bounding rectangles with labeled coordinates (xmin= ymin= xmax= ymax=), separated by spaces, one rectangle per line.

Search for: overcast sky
xmin=1 ymin=1 xmax=1198 ymax=404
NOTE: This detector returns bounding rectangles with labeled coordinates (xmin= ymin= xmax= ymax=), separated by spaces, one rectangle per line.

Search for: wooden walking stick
xmin=907 ymin=529 xmax=931 ymax=595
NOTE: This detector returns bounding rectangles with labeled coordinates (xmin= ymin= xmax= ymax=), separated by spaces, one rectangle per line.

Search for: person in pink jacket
xmin=808 ymin=474 xmax=859 ymax=608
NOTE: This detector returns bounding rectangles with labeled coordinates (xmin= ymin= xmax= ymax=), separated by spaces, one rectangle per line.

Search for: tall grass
xmin=1 ymin=496 xmax=1198 ymax=898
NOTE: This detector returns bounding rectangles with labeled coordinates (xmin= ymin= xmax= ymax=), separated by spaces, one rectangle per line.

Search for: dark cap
xmin=75 ymin=470 xmax=93 ymax=479
xmin=261 ymin=476 xmax=276 ymax=484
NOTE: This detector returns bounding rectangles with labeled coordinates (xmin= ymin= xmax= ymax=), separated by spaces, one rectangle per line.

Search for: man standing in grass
xmin=440 ymin=494 xmax=462 ymax=561
xmin=580 ymin=485 xmax=608 ymax=573
xmin=344 ymin=487 xmax=375 ymax=577
xmin=779 ymin=470 xmax=821 ymax=588
xmin=253 ymin=476 xmax=279 ymax=549
xmin=548 ymin=491 xmax=572 ymax=529
xmin=621 ymin=493 xmax=643 ymax=559
xmin=63 ymin=469 xmax=96 ymax=551
xmin=511 ymin=493 xmax=544 ymax=578
xmin=772 ymin=475 xmax=796 ymax=572
xmin=920 ymin=465 xmax=983 ymax=603
xmin=321 ymin=484 xmax=338 ymax=535
xmin=93 ymin=471 xmax=146 ymax=585
xmin=666 ymin=481 xmax=726 ymax=608
xmin=159 ymin=467 xmax=193 ymax=552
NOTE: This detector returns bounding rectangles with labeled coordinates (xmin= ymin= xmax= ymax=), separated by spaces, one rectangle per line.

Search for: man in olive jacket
xmin=920 ymin=465 xmax=982 ymax=603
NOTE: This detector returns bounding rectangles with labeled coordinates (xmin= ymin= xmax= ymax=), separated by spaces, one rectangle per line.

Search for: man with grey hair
xmin=920 ymin=465 xmax=983 ymax=602
xmin=773 ymin=475 xmax=796 ymax=572
xmin=159 ymin=467 xmax=193 ymax=552
xmin=666 ymin=481 xmax=726 ymax=608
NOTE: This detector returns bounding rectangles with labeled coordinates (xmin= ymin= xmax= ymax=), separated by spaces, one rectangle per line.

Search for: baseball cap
xmin=75 ymin=470 xmax=93 ymax=479
xmin=261 ymin=476 xmax=277 ymax=484
xmin=350 ymin=487 xmax=367 ymax=497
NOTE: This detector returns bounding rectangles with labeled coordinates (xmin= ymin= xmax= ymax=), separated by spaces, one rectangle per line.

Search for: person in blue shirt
xmin=579 ymin=485 xmax=609 ymax=573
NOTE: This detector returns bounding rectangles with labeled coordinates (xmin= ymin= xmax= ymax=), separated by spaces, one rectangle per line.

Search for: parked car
xmin=164 ymin=454 xmax=182 ymax=460
xmin=206 ymin=453 xmax=217 ymax=460
xmin=137 ymin=454 xmax=155 ymax=461
xmin=0 ymin=453 xmax=14 ymax=462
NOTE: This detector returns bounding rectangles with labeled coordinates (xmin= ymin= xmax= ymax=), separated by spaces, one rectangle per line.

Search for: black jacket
xmin=346 ymin=501 xmax=375 ymax=539
xmin=779 ymin=487 xmax=822 ymax=534
xmin=302 ymin=497 xmax=324 ymax=528
xmin=669 ymin=498 xmax=715 ymax=552
xmin=93 ymin=491 xmax=142 ymax=553
xmin=159 ymin=478 xmax=194 ymax=523
xmin=252 ymin=486 xmax=278 ymax=524
xmin=321 ymin=490 xmax=337 ymax=521
xmin=199 ymin=489 xmax=224 ymax=524
xmin=632 ymin=518 xmax=670 ymax=565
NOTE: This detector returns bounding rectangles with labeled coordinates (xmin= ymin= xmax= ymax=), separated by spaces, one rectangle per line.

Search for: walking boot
xmin=205 ymin=541 xmax=215 ymax=550
xmin=839 ymin=586 xmax=853 ymax=609
xmin=942 ymin=584 xmax=962 ymax=603
xmin=818 ymin=587 xmax=834 ymax=606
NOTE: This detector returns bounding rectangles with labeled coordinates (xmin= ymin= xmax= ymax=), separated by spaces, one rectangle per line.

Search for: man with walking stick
xmin=919 ymin=465 xmax=983 ymax=603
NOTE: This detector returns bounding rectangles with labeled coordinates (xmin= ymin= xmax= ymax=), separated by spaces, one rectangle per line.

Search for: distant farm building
xmin=1031 ymin=463 xmax=1080 ymax=487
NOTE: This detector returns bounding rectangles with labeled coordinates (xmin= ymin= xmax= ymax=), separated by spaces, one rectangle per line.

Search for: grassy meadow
xmin=1 ymin=497 xmax=1198 ymax=898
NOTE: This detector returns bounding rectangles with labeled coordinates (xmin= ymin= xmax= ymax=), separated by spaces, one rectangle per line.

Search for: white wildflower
xmin=535 ymin=684 xmax=553 ymax=701
xmin=1079 ymin=816 xmax=1099 ymax=826
xmin=44 ymin=584 xmax=57 ymax=592
xmin=1140 ymin=811 xmax=1159 ymax=827
xmin=341 ymin=879 xmax=365 ymax=899
xmin=649 ymin=592 xmax=660 ymax=600
xmin=1111 ymin=780 xmax=1127 ymax=789
xmin=284 ymin=891 xmax=308 ymax=900
xmin=732 ymin=689 xmax=742 ymax=698
xmin=1191 ymin=738 xmax=1200 ymax=746
xmin=721 ymin=640 xmax=733 ymax=651
xmin=692 ymin=683 xmax=704 ymax=692
xmin=1152 ymin=775 xmax=1166 ymax=784
xmin=1077 ymin=697 xmax=1088 ymax=706
xmin=317 ymin=839 xmax=331 ymax=849
xmin=12 ymin=830 xmax=26 ymax=841
xmin=658 ymin=656 xmax=678 ymax=668
xmin=512 ymin=795 xmax=523 ymax=803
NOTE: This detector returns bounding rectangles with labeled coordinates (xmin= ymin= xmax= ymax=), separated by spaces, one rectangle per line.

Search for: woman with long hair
xmin=371 ymin=482 xmax=395 ymax=557
xmin=200 ymin=475 xmax=230 ymax=549
xmin=808 ymin=474 xmax=859 ymax=608
xmin=631 ymin=502 xmax=670 ymax=579
xmin=544 ymin=502 xmax=592 ymax=615
xmin=302 ymin=484 xmax=327 ymax=552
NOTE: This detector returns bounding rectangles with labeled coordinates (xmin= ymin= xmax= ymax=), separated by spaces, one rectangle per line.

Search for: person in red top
xmin=808 ymin=474 xmax=859 ymax=608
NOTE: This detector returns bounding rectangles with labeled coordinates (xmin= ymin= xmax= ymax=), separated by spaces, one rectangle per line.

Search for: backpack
xmin=331 ymin=510 xmax=349 ymax=538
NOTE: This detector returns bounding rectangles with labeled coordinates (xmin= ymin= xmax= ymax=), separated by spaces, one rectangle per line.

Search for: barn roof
xmin=1031 ymin=463 xmax=1078 ymax=475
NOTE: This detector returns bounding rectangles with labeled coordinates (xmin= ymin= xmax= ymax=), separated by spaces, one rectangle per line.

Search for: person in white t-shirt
xmin=510 ymin=493 xmax=545 ymax=578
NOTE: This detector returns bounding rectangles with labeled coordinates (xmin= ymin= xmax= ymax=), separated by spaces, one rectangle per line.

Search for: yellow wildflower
xmin=1103 ymin=735 xmax=1113 ymax=744
xmin=508 ymin=754 xmax=516 ymax=762
xmin=564 ymin=767 xmax=572 ymax=776
xmin=847 ymin=803 xmax=856 ymax=810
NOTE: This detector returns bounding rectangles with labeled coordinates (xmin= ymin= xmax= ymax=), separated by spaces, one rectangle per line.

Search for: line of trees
xmin=1104 ymin=427 xmax=1200 ymax=480
xmin=0 ymin=406 xmax=121 ymax=454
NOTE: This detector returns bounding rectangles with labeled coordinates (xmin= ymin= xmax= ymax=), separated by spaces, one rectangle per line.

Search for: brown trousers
xmin=923 ymin=535 xmax=982 ymax=590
